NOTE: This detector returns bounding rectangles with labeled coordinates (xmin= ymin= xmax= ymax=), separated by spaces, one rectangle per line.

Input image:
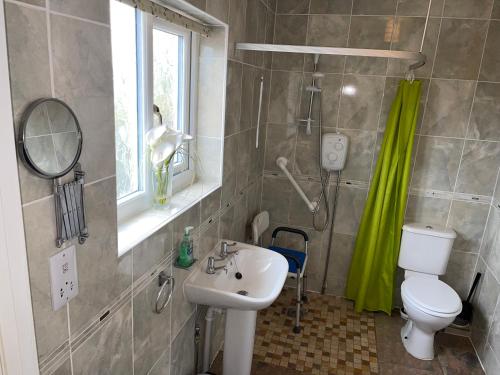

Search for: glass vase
xmin=152 ymin=161 xmax=173 ymax=207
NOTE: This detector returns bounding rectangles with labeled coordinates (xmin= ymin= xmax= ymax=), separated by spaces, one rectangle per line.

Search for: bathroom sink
xmin=184 ymin=242 xmax=288 ymax=310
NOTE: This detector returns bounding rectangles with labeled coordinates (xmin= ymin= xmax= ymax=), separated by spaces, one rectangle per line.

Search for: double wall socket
xmin=49 ymin=245 xmax=79 ymax=311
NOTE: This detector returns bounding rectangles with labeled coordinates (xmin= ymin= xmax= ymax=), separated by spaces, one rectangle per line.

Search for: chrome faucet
xmin=206 ymin=256 xmax=227 ymax=274
xmin=219 ymin=241 xmax=238 ymax=259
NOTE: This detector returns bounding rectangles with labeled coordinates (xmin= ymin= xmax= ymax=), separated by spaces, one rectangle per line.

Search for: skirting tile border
xmin=39 ymin=340 xmax=70 ymax=375
xmin=263 ymin=172 xmax=494 ymax=205
xmin=37 ymin=175 xmax=261 ymax=374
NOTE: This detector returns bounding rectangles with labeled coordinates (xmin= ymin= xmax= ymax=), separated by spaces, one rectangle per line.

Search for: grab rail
xmin=276 ymin=157 xmax=317 ymax=213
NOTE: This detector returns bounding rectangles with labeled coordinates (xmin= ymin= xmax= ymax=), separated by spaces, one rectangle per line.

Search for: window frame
xmin=115 ymin=8 xmax=198 ymax=222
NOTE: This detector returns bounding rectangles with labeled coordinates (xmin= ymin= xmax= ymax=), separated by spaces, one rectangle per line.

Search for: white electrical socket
xmin=49 ymin=245 xmax=79 ymax=311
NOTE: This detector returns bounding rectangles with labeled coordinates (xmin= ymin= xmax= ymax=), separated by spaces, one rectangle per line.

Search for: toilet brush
xmin=452 ymin=272 xmax=482 ymax=328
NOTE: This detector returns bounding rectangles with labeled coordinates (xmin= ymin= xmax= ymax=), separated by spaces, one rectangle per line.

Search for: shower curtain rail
xmin=236 ymin=43 xmax=426 ymax=70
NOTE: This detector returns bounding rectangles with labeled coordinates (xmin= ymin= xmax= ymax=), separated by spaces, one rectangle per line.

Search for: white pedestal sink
xmin=184 ymin=241 xmax=288 ymax=375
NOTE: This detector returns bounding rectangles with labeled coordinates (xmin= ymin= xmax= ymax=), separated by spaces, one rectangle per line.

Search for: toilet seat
xmin=402 ymin=277 xmax=462 ymax=318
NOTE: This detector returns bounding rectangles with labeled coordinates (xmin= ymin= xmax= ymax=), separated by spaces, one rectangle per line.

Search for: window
xmin=111 ymin=0 xmax=196 ymax=221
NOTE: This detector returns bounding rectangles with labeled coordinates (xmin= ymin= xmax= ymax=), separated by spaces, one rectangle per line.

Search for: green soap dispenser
xmin=177 ymin=226 xmax=194 ymax=267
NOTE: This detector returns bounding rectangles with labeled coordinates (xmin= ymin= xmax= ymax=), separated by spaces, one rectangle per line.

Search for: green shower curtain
xmin=345 ymin=80 xmax=422 ymax=314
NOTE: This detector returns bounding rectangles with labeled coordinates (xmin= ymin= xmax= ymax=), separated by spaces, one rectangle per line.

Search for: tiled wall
xmin=260 ymin=0 xmax=500 ymax=309
xmin=471 ymin=167 xmax=500 ymax=371
xmin=5 ymin=0 xmax=274 ymax=373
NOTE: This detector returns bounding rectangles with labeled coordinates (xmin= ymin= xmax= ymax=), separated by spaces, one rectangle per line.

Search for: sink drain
xmin=237 ymin=290 xmax=248 ymax=296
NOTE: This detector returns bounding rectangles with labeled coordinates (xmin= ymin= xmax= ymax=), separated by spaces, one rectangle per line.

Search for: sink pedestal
xmin=223 ymin=309 xmax=257 ymax=375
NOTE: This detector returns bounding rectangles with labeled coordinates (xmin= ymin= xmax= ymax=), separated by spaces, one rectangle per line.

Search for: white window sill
xmin=118 ymin=181 xmax=219 ymax=257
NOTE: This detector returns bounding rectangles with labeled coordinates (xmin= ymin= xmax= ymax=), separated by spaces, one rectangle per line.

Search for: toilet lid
xmin=402 ymin=277 xmax=462 ymax=315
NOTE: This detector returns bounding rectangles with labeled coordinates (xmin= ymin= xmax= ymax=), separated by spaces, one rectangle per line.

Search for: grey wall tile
xmin=5 ymin=3 xmax=53 ymax=203
xmin=268 ymin=71 xmax=303 ymax=124
xmin=225 ymin=61 xmax=242 ymax=137
xmin=171 ymin=312 xmax=196 ymax=375
xmin=171 ymin=265 xmax=196 ymax=337
xmin=198 ymin=218 xmax=220 ymax=259
xmin=206 ymin=0 xmax=229 ymax=22
xmin=235 ymin=130 xmax=252 ymax=191
xmin=293 ymin=126 xmax=322 ymax=176
xmin=16 ymin=0 xmax=45 ymax=6
xmin=51 ymin=16 xmax=115 ymax=184
xmin=421 ymin=79 xmax=475 ymax=138
xmin=483 ymin=343 xmax=500 ymax=375
xmin=433 ymin=19 xmax=489 ymax=80
xmin=5 ymin=3 xmax=51 ymax=124
xmin=323 ymin=233 xmax=356 ymax=296
xmin=274 ymin=15 xmax=308 ymax=44
xmin=307 ymin=14 xmax=350 ymax=47
xmin=186 ymin=0 xmax=206 ymax=10
xmin=51 ymin=0 xmax=110 ymax=24
xmin=52 ymin=359 xmax=71 ymax=375
xmin=310 ymin=0 xmax=353 ymax=14
xmin=441 ymin=251 xmax=477 ymax=299
xmin=272 ymin=51 xmax=306 ymax=71
xmin=405 ymin=195 xmax=451 ymax=226
xmin=346 ymin=16 xmax=392 ymax=74
xmin=480 ymin=21 xmax=500 ymax=82
xmin=261 ymin=176 xmax=292 ymax=223
xmin=338 ymin=75 xmax=386 ymax=130
xmin=481 ymin=206 xmax=500 ymax=280
xmin=333 ymin=186 xmax=367 ymax=235
xmin=471 ymin=259 xmax=500 ymax=352
xmin=339 ymin=129 xmax=377 ymax=182
xmin=72 ymin=301 xmax=133 ymax=375
xmin=243 ymin=0 xmax=259 ymax=65
xmin=201 ymin=188 xmax=222 ymax=222
xmin=387 ymin=17 xmax=440 ymax=78
xmin=51 ymin=15 xmax=113 ymax=99
xmin=69 ymin=178 xmax=132 ymax=335
xmin=264 ymin=125 xmax=297 ymax=171
xmin=488 ymin=304 xmax=500 ymax=365
xmin=352 ymin=0 xmax=397 ymax=15
xmin=240 ymin=65 xmax=256 ymax=131
xmin=448 ymin=201 xmax=490 ymax=253
xmin=493 ymin=0 xmax=500 ymax=18
xmin=133 ymin=272 xmax=171 ymax=375
xmin=132 ymin=223 xmax=173 ymax=281
xmin=276 ymin=0 xmax=310 ymax=14
xmin=147 ymin=348 xmax=170 ymax=375
xmin=396 ymin=0 xmax=444 ymax=16
xmin=22 ymin=198 xmax=69 ymax=360
xmin=456 ymin=141 xmax=500 ymax=197
xmin=469 ymin=82 xmax=500 ymax=142
xmin=411 ymin=136 xmax=463 ymax=192
xmin=228 ymin=0 xmax=247 ymax=60
xmin=443 ymin=0 xmax=494 ymax=18
xmin=222 ymin=134 xmax=237 ymax=206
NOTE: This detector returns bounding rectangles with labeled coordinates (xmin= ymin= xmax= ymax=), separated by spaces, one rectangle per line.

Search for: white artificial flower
xmin=146 ymin=125 xmax=193 ymax=166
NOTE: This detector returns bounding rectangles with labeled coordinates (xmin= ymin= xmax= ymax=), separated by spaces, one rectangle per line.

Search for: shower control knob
xmin=328 ymin=152 xmax=338 ymax=161
xmin=335 ymin=142 xmax=344 ymax=150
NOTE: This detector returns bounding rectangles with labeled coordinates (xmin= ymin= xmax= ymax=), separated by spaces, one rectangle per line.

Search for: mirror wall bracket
xmin=54 ymin=163 xmax=89 ymax=248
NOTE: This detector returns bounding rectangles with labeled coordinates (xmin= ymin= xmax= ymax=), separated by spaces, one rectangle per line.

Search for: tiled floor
xmin=253 ymin=288 xmax=378 ymax=374
xmin=210 ymin=289 xmax=484 ymax=374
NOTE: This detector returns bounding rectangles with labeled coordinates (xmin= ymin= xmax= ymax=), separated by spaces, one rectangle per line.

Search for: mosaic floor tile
xmin=253 ymin=288 xmax=379 ymax=375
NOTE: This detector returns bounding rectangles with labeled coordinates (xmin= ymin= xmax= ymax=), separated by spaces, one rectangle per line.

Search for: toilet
xmin=398 ymin=223 xmax=462 ymax=360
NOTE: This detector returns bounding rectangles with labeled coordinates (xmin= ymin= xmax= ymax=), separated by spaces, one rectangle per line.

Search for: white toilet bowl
xmin=400 ymin=277 xmax=462 ymax=360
